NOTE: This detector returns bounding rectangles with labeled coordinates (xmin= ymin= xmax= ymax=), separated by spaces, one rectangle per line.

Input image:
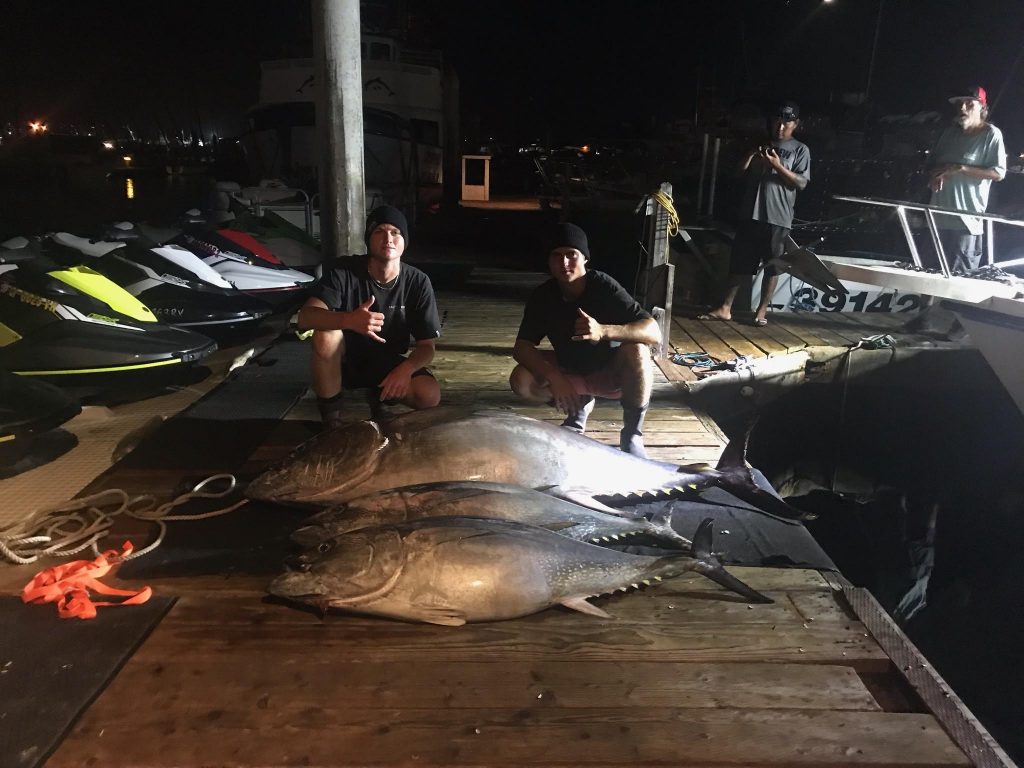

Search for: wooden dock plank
xmin=51 ymin=709 xmax=968 ymax=767
xmin=62 ymin=658 xmax=884 ymax=712
xmin=673 ymin=317 xmax=738 ymax=362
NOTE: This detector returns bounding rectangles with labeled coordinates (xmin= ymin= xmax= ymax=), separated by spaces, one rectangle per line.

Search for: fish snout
xmin=284 ymin=554 xmax=315 ymax=572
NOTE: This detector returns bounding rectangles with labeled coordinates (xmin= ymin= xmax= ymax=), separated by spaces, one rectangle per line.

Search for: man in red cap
xmin=298 ymin=205 xmax=441 ymax=427
xmin=509 ymin=223 xmax=661 ymax=458
xmin=928 ymin=85 xmax=1006 ymax=272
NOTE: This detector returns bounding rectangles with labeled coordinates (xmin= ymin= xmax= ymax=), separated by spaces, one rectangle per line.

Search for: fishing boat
xmin=814 ymin=195 xmax=1024 ymax=414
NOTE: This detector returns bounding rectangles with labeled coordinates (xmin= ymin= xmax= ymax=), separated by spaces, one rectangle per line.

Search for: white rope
xmin=0 ymin=474 xmax=247 ymax=565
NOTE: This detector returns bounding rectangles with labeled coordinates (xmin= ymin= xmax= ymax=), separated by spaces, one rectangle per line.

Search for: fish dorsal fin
xmin=560 ymin=596 xmax=611 ymax=618
xmin=692 ymin=518 xmax=714 ymax=559
xmin=715 ymin=424 xmax=753 ymax=471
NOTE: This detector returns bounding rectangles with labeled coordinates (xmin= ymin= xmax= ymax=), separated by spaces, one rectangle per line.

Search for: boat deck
xmin=0 ymin=266 xmax=1008 ymax=767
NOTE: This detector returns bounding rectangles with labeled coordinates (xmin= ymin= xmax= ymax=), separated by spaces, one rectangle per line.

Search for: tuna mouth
xmin=268 ymin=572 xmax=326 ymax=599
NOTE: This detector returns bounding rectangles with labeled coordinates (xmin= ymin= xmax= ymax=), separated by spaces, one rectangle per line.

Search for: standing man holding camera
xmin=699 ymin=100 xmax=810 ymax=327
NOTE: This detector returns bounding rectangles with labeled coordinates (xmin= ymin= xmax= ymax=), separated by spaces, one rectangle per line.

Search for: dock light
xmin=122 ymin=155 xmax=133 ymax=164
xmin=102 ymin=141 xmax=114 ymax=150
xmin=580 ymin=145 xmax=590 ymax=154
xmin=125 ymin=178 xmax=135 ymax=200
xmin=28 ymin=121 xmax=47 ymax=133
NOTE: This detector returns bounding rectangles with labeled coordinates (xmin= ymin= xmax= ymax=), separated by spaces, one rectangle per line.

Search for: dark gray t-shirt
xmin=740 ymin=137 xmax=811 ymax=229
xmin=517 ymin=270 xmax=652 ymax=375
xmin=312 ymin=255 xmax=441 ymax=361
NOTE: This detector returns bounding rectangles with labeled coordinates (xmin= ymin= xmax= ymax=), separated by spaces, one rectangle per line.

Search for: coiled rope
xmin=0 ymin=474 xmax=247 ymax=565
xmin=652 ymin=188 xmax=680 ymax=237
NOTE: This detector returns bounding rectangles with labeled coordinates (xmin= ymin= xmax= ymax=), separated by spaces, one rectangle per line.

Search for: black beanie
xmin=365 ymin=205 xmax=409 ymax=247
xmin=545 ymin=222 xmax=590 ymax=260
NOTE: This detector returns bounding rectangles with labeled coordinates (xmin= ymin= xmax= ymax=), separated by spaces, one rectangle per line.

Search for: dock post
xmin=640 ymin=182 xmax=676 ymax=360
xmin=706 ymin=136 xmax=721 ymax=218
xmin=696 ymin=133 xmax=709 ymax=216
xmin=312 ymin=0 xmax=366 ymax=260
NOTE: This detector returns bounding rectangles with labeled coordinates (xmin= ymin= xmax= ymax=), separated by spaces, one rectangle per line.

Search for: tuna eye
xmin=317 ymin=541 xmax=333 ymax=553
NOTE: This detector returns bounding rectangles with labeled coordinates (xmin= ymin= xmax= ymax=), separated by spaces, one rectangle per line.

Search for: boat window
xmin=410 ymin=119 xmax=440 ymax=147
xmin=368 ymin=42 xmax=392 ymax=61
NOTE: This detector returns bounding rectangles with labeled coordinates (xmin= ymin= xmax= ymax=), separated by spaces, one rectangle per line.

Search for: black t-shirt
xmin=312 ymin=255 xmax=441 ymax=360
xmin=516 ymin=270 xmax=652 ymax=374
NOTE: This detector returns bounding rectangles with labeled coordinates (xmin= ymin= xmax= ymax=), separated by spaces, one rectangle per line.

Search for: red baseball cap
xmin=948 ymin=86 xmax=987 ymax=106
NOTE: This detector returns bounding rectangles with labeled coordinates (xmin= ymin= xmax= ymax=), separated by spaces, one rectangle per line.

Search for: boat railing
xmin=833 ymin=195 xmax=1024 ymax=277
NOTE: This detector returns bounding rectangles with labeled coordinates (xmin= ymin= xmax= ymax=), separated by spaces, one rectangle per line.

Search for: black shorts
xmin=342 ymin=348 xmax=433 ymax=390
xmin=730 ymin=220 xmax=789 ymax=276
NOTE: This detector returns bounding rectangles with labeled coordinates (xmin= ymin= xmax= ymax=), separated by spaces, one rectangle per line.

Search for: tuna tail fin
xmin=688 ymin=518 xmax=774 ymax=604
xmin=715 ymin=472 xmax=809 ymax=525
xmin=714 ymin=422 xmax=754 ymax=472
xmin=647 ymin=506 xmax=693 ymax=550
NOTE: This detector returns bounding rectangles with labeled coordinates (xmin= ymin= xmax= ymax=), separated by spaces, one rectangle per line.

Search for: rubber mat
xmin=0 ymin=595 xmax=175 ymax=768
xmin=116 ymin=500 xmax=307 ymax=579
xmin=111 ymin=337 xmax=310 ymax=475
xmin=615 ymin=470 xmax=837 ymax=571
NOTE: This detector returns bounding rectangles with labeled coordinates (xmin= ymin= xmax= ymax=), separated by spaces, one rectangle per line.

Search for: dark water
xmin=0 ymin=167 xmax=212 ymax=239
xmin=745 ymin=376 xmax=1024 ymax=763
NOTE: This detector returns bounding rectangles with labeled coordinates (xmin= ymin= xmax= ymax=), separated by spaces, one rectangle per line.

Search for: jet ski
xmin=40 ymin=229 xmax=273 ymax=344
xmin=0 ymin=369 xmax=81 ymax=478
xmin=0 ymin=239 xmax=217 ymax=396
xmin=107 ymin=217 xmax=315 ymax=306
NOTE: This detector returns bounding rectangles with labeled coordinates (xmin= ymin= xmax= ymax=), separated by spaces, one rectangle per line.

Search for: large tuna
xmin=248 ymin=407 xmax=805 ymax=522
xmin=269 ymin=517 xmax=771 ymax=625
xmin=290 ymin=480 xmax=693 ymax=549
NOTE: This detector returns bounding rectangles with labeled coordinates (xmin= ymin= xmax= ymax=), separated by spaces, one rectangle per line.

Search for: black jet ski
xmin=0 ymin=240 xmax=216 ymax=395
xmin=39 ymin=230 xmax=273 ymax=344
xmin=0 ymin=369 xmax=81 ymax=478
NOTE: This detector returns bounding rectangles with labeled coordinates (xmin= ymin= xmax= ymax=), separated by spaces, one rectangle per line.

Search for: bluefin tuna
xmin=269 ymin=517 xmax=772 ymax=624
xmin=290 ymin=480 xmax=692 ymax=549
xmin=247 ymin=407 xmax=805 ymax=523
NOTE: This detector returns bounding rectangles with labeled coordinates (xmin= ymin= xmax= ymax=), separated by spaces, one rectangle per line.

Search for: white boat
xmin=815 ymin=196 xmax=1024 ymax=414
xmin=242 ymin=33 xmax=446 ymax=210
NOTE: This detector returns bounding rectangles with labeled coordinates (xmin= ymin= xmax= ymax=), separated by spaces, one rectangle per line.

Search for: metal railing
xmin=833 ymin=195 xmax=1024 ymax=277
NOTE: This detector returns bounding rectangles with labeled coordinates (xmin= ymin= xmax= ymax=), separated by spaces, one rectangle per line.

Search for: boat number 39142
xmin=789 ymin=287 xmax=923 ymax=313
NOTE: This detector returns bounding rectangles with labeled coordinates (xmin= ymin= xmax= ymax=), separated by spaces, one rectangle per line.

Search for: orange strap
xmin=21 ymin=541 xmax=152 ymax=620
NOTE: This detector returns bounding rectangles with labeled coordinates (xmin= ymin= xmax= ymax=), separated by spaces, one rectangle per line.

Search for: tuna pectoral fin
xmin=403 ymin=606 xmax=469 ymax=626
xmin=540 ymin=486 xmax=642 ymax=518
xmin=560 ymin=596 xmax=611 ymax=618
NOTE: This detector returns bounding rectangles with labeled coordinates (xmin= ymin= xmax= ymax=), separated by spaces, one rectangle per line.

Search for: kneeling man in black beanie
xmin=298 ymin=204 xmax=442 ymax=428
xmin=509 ymin=223 xmax=661 ymax=457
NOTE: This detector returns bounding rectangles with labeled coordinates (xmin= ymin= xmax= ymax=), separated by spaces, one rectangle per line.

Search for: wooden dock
xmin=0 ymin=266 xmax=1011 ymax=767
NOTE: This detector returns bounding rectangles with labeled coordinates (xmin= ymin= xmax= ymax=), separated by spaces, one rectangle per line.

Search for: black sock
xmin=620 ymin=403 xmax=649 ymax=458
xmin=317 ymin=391 xmax=344 ymax=418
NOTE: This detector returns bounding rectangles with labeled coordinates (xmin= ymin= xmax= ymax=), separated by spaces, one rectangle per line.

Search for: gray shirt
xmin=930 ymin=123 xmax=1006 ymax=234
xmin=740 ymin=137 xmax=811 ymax=229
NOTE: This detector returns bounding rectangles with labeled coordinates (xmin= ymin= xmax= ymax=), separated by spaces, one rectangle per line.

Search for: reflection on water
xmin=0 ymin=168 xmax=212 ymax=238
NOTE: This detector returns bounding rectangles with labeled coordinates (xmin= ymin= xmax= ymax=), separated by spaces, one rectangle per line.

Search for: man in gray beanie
xmin=509 ymin=222 xmax=661 ymax=457
xmin=298 ymin=204 xmax=441 ymax=427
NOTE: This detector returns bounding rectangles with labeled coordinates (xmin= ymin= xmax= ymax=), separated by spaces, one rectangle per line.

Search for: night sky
xmin=2 ymin=0 xmax=1023 ymax=147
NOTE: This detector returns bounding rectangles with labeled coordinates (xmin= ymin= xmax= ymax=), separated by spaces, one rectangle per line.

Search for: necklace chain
xmin=371 ymin=273 xmax=399 ymax=290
